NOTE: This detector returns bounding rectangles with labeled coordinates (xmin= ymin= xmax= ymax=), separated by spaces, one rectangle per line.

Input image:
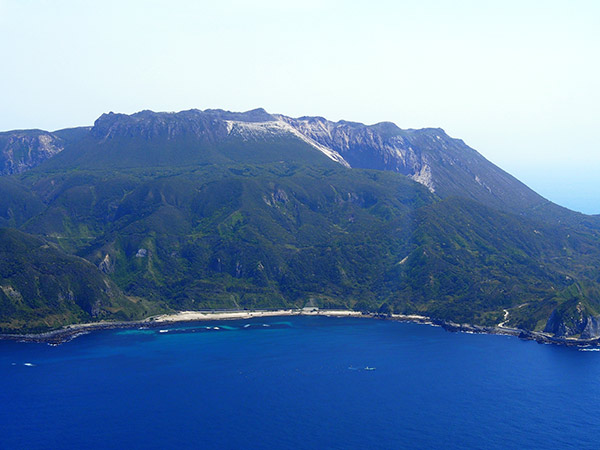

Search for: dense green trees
xmin=2 ymin=110 xmax=600 ymax=335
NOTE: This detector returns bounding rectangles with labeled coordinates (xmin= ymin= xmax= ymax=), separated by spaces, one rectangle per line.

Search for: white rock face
xmin=224 ymin=119 xmax=351 ymax=167
xmin=5 ymin=108 xmax=537 ymax=209
xmin=274 ymin=115 xmax=436 ymax=192
xmin=37 ymin=134 xmax=62 ymax=157
xmin=0 ymin=132 xmax=65 ymax=175
xmin=409 ymin=163 xmax=435 ymax=193
xmin=222 ymin=114 xmax=437 ymax=192
xmin=98 ymin=254 xmax=114 ymax=274
xmin=86 ymin=108 xmax=541 ymax=209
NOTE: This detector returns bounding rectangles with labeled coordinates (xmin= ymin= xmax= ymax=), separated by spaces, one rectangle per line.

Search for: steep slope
xmin=0 ymin=129 xmax=65 ymax=175
xmin=0 ymin=126 xmax=89 ymax=176
xmin=0 ymin=176 xmax=45 ymax=228
xmin=389 ymin=197 xmax=600 ymax=327
xmin=12 ymin=161 xmax=600 ymax=334
xmin=0 ymin=228 xmax=153 ymax=333
xmin=4 ymin=108 xmax=550 ymax=215
xmin=21 ymin=165 xmax=432 ymax=307
xmin=279 ymin=116 xmax=547 ymax=211
xmin=37 ymin=109 xmax=341 ymax=172
xmin=1 ymin=108 xmax=600 ymax=338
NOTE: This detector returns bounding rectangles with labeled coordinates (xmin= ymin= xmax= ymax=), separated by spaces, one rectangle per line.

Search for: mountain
xmin=0 ymin=176 xmax=45 ymax=228
xmin=0 ymin=228 xmax=155 ymax=333
xmin=0 ymin=126 xmax=89 ymax=175
xmin=20 ymin=109 xmax=543 ymax=210
xmin=1 ymin=108 xmax=599 ymax=339
xmin=7 ymin=109 xmax=578 ymax=215
xmin=0 ymin=129 xmax=64 ymax=175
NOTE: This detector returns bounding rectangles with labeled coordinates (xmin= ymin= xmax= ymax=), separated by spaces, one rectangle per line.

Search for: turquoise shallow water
xmin=1 ymin=316 xmax=600 ymax=449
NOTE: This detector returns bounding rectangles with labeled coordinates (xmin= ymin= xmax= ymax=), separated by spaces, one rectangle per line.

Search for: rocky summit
xmin=0 ymin=108 xmax=599 ymax=340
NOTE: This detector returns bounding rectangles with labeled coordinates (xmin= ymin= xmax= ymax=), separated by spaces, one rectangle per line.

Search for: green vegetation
xmin=1 ymin=113 xmax=600 ymax=336
xmin=0 ymin=228 xmax=157 ymax=333
xmin=4 ymin=161 xmax=600 ymax=334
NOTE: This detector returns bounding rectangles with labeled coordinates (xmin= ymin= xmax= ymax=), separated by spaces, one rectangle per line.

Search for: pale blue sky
xmin=1 ymin=0 xmax=598 ymax=213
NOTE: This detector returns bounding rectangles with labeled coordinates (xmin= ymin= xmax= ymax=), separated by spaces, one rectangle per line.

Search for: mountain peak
xmin=202 ymin=107 xmax=276 ymax=123
xmin=2 ymin=107 xmax=599 ymax=339
xmin=3 ymin=107 xmax=548 ymax=214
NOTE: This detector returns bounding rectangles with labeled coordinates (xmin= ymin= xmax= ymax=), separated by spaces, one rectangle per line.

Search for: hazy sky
xmin=1 ymin=0 xmax=598 ymax=213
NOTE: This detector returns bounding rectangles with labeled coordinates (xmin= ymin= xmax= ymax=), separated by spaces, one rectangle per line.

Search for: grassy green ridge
xmin=0 ymin=118 xmax=599 ymax=335
xmin=0 ymin=176 xmax=45 ymax=228
xmin=0 ymin=228 xmax=158 ymax=333
xmin=386 ymin=197 xmax=600 ymax=327
xmin=22 ymin=165 xmax=431 ymax=309
xmin=0 ymin=159 xmax=597 ymax=334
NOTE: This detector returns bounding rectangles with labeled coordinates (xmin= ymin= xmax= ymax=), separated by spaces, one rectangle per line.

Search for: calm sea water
xmin=1 ymin=316 xmax=600 ymax=449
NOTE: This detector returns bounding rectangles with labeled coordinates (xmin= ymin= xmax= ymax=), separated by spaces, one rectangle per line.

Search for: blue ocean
xmin=2 ymin=316 xmax=600 ymax=449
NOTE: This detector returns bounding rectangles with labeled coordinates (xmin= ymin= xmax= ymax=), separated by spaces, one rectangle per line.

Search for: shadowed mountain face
xmin=1 ymin=108 xmax=599 ymax=337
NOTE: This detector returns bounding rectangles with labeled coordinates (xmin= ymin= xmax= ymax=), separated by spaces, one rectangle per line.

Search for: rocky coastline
xmin=2 ymin=310 xmax=599 ymax=348
xmin=432 ymin=319 xmax=600 ymax=348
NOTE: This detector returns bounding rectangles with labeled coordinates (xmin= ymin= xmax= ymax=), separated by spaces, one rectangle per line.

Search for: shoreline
xmin=1 ymin=309 xmax=599 ymax=347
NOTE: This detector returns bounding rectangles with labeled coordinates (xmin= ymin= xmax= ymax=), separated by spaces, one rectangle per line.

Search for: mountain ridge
xmin=0 ymin=108 xmax=548 ymax=212
xmin=0 ymin=108 xmax=599 ymax=339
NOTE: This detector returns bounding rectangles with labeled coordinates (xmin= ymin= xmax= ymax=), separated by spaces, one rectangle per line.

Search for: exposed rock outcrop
xmin=0 ymin=130 xmax=64 ymax=175
xmin=2 ymin=108 xmax=548 ymax=215
xmin=98 ymin=254 xmax=115 ymax=274
xmin=544 ymin=300 xmax=600 ymax=339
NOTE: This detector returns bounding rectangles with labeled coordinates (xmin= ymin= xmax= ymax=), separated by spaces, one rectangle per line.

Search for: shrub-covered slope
xmin=11 ymin=163 xmax=600 ymax=335
xmin=0 ymin=228 xmax=154 ymax=333
xmin=1 ymin=108 xmax=599 ymax=337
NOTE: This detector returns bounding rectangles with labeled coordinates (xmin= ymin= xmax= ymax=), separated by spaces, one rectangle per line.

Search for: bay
xmin=1 ymin=316 xmax=599 ymax=449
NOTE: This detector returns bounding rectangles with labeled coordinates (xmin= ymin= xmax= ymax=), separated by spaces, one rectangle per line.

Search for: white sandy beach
xmin=147 ymin=309 xmax=431 ymax=324
xmin=148 ymin=309 xmax=364 ymax=323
